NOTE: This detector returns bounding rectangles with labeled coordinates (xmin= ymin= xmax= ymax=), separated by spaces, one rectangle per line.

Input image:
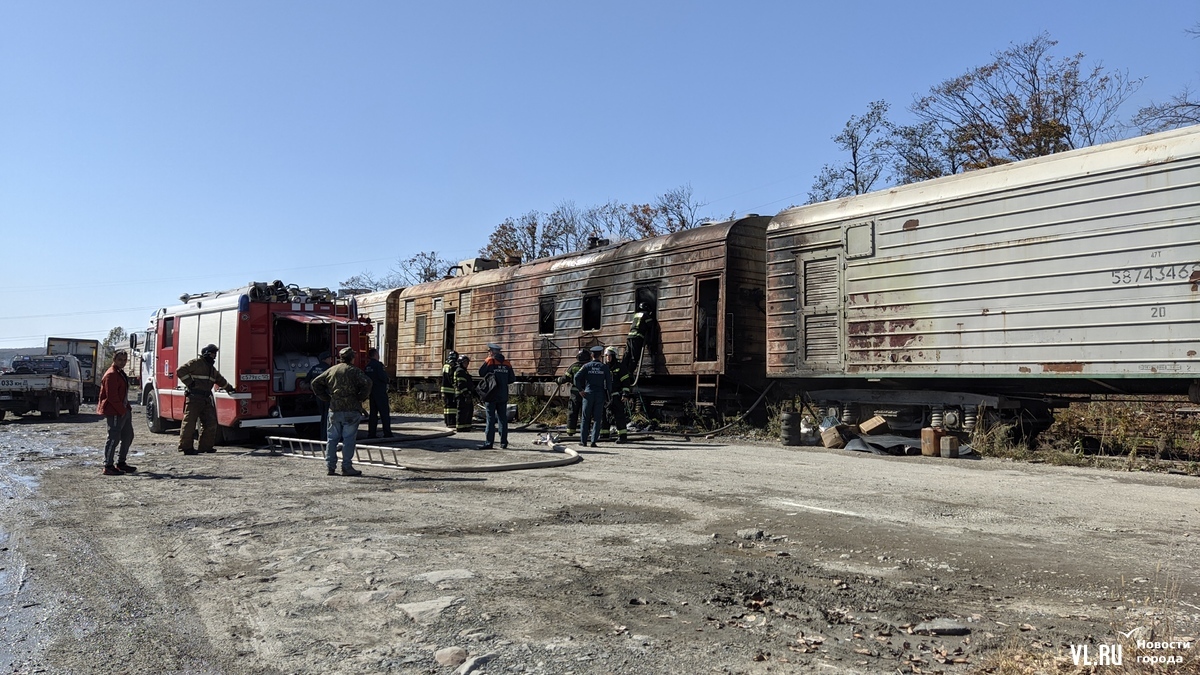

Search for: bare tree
xmin=910 ymin=33 xmax=1141 ymax=169
xmin=808 ymin=100 xmax=891 ymax=203
xmin=582 ymin=201 xmax=641 ymax=242
xmin=395 ymin=251 xmax=453 ymax=284
xmin=1134 ymin=22 xmax=1200 ymax=133
xmin=655 ymin=184 xmax=706 ymax=232
xmin=480 ymin=211 xmax=544 ymax=263
xmin=338 ymin=270 xmax=396 ymax=293
xmin=542 ymin=201 xmax=587 ymax=256
xmin=888 ymin=119 xmax=966 ymax=184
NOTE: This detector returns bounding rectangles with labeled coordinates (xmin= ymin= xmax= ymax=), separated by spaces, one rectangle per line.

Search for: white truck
xmin=0 ymin=355 xmax=84 ymax=419
xmin=46 ymin=337 xmax=101 ymax=402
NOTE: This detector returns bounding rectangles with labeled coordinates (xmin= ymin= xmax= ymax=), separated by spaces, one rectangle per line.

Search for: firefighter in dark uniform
xmin=441 ymin=351 xmax=459 ymax=428
xmin=573 ymin=345 xmax=611 ymax=447
xmin=176 ymin=343 xmax=236 ymax=454
xmin=307 ymin=351 xmax=332 ymax=441
xmin=453 ymin=355 xmax=474 ymax=432
xmin=603 ymin=346 xmax=633 ymax=443
xmin=557 ymin=349 xmax=590 ymax=436
xmin=626 ymin=302 xmax=656 ymax=372
xmin=365 ymin=347 xmax=392 ymax=438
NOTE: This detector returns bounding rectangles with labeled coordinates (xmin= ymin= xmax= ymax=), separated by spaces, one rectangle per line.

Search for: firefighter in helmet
xmin=453 ymin=355 xmax=474 ymax=433
xmin=441 ymin=350 xmax=459 ymax=428
xmin=557 ymin=349 xmax=590 ymax=436
xmin=176 ymin=343 xmax=236 ymax=454
xmin=603 ymin=346 xmax=633 ymax=443
xmin=626 ymin=301 xmax=656 ymax=372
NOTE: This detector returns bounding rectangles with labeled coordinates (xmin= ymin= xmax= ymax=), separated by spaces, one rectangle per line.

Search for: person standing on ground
xmin=365 ymin=347 xmax=392 ymax=438
xmin=176 ymin=344 xmax=236 ymax=455
xmin=97 ymin=350 xmax=136 ymax=475
xmin=477 ymin=343 xmax=513 ymax=449
xmin=603 ymin=346 xmax=633 ymax=443
xmin=306 ymin=351 xmax=332 ymax=441
xmin=453 ymin=355 xmax=474 ymax=433
xmin=557 ymin=349 xmax=589 ymax=437
xmin=441 ymin=351 xmax=459 ymax=428
xmin=573 ymin=345 xmax=611 ymax=448
xmin=310 ymin=347 xmax=372 ymax=477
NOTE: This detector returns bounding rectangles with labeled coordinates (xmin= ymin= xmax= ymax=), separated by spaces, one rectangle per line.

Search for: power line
xmin=0 ymin=306 xmax=160 ymax=321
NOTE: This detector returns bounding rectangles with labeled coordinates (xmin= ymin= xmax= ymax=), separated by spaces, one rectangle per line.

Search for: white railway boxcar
xmin=766 ymin=125 xmax=1200 ymax=433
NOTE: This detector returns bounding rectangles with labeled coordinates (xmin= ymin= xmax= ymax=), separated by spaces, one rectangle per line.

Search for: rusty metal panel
xmin=354 ymin=288 xmax=402 ymax=379
xmin=394 ymin=217 xmax=768 ymax=386
xmin=766 ymin=126 xmax=1200 ymax=388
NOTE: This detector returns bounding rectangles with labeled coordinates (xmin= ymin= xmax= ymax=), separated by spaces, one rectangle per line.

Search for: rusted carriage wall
xmin=766 ymin=126 xmax=1200 ymax=394
xmin=724 ymin=219 xmax=769 ymax=386
xmin=354 ymin=288 xmax=402 ymax=380
xmin=394 ymin=217 xmax=769 ymax=387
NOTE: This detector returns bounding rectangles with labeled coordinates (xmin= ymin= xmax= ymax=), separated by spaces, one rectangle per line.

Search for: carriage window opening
xmin=635 ymin=286 xmax=658 ymax=313
xmin=433 ymin=297 xmax=443 ymax=312
xmin=162 ymin=318 xmax=174 ymax=348
xmin=404 ymin=300 xmax=414 ymax=322
xmin=459 ymin=290 xmax=471 ymax=316
xmin=415 ymin=315 xmax=427 ymax=345
xmin=538 ymin=297 xmax=556 ymax=335
xmin=582 ymin=294 xmax=602 ymax=331
xmin=696 ymin=278 xmax=720 ymax=362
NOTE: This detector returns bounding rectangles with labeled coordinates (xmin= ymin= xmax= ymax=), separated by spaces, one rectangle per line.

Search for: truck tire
xmin=68 ymin=395 xmax=80 ymax=416
xmin=145 ymin=390 xmax=167 ymax=433
xmin=0 ymin=409 xmax=5 ymax=421
xmin=45 ymin=396 xmax=60 ymax=419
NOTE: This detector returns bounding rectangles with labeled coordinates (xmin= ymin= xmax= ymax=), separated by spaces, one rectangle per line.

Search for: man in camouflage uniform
xmin=453 ymin=355 xmax=474 ymax=432
xmin=603 ymin=346 xmax=633 ymax=443
xmin=441 ymin=351 xmax=458 ymax=428
xmin=311 ymin=347 xmax=372 ymax=477
xmin=557 ymin=349 xmax=589 ymax=436
xmin=176 ymin=343 xmax=236 ymax=454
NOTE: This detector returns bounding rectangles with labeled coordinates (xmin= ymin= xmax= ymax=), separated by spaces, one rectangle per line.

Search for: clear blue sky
xmin=2 ymin=1 xmax=1197 ymax=348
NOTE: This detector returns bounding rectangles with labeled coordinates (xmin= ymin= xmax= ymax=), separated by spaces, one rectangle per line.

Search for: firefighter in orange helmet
xmin=177 ymin=344 xmax=235 ymax=454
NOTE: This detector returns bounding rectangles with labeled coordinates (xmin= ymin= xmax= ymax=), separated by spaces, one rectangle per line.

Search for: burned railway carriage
xmin=766 ymin=126 xmax=1200 ymax=434
xmin=385 ymin=216 xmax=772 ymax=412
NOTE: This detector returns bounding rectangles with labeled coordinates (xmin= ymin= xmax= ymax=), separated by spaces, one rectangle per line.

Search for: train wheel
xmin=145 ymin=390 xmax=167 ymax=433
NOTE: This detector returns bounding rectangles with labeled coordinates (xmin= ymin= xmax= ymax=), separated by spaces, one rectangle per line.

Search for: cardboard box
xmin=940 ymin=436 xmax=960 ymax=458
xmin=858 ymin=415 xmax=889 ymax=435
xmin=821 ymin=426 xmax=846 ymax=449
xmin=920 ymin=427 xmax=943 ymax=456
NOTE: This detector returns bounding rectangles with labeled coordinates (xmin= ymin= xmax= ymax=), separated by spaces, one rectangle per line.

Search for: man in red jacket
xmin=96 ymin=350 xmax=136 ymax=475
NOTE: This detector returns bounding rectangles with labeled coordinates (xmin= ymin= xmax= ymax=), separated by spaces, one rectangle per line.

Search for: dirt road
xmin=1 ymin=408 xmax=1197 ymax=674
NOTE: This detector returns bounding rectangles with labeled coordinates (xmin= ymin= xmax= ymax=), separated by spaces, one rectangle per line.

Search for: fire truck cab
xmin=137 ymin=281 xmax=371 ymax=440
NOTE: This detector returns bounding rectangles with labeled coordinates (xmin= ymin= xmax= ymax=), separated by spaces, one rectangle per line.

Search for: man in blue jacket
xmin=573 ymin=345 xmax=611 ymax=448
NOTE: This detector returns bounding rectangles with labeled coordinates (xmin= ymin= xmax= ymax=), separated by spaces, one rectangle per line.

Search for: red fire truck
xmin=134 ymin=281 xmax=371 ymax=440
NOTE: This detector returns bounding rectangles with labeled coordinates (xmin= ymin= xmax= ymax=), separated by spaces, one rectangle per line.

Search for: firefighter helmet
xmin=447 ymin=350 xmax=459 ymax=364
xmin=576 ymin=349 xmax=590 ymax=362
xmin=604 ymin=346 xmax=618 ymax=357
xmin=339 ymin=347 xmax=355 ymax=362
xmin=201 ymin=344 xmax=219 ymax=357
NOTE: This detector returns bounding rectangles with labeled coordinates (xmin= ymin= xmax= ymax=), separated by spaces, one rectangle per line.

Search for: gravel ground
xmin=1 ymin=406 xmax=1198 ymax=674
